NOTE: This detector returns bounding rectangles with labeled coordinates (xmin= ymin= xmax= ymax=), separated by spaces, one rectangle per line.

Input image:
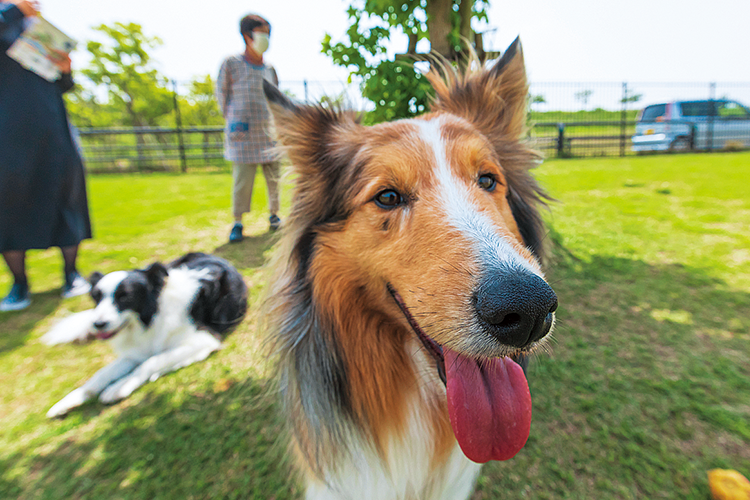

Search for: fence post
xmin=134 ymin=128 xmax=146 ymax=171
xmin=304 ymin=79 xmax=309 ymax=103
xmin=557 ymin=123 xmax=565 ymax=158
xmin=620 ymin=82 xmax=627 ymax=157
xmin=707 ymin=82 xmax=716 ymax=151
xmin=172 ymin=79 xmax=188 ymax=173
xmin=690 ymin=125 xmax=696 ymax=150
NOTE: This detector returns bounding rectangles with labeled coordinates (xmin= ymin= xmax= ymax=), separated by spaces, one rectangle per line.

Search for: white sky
xmin=41 ymin=0 xmax=750 ymax=106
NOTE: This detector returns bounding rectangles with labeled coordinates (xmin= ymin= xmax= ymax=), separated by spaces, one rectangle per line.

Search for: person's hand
xmin=9 ymin=0 xmax=40 ymax=17
xmin=49 ymin=48 xmax=71 ymax=74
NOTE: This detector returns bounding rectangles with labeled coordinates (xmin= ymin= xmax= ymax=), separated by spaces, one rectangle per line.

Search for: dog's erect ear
xmin=427 ymin=37 xmax=551 ymax=261
xmin=263 ymin=79 xmax=296 ymax=113
xmin=263 ymin=80 xmax=362 ymax=175
xmin=428 ymin=35 xmax=529 ymax=144
xmin=488 ymin=36 xmax=523 ymax=82
xmin=88 ymin=271 xmax=104 ymax=289
xmin=145 ymin=262 xmax=168 ymax=290
xmin=263 ymin=80 xmax=364 ymax=225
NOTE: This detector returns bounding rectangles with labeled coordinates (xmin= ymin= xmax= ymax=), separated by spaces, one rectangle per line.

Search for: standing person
xmin=0 ymin=0 xmax=92 ymax=311
xmin=216 ymin=13 xmax=282 ymax=242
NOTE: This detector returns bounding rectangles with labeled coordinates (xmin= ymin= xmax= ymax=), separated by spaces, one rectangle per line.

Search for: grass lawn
xmin=2 ymin=153 xmax=749 ymax=499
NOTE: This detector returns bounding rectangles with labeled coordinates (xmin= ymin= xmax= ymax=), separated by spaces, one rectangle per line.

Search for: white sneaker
xmin=62 ymin=273 xmax=91 ymax=299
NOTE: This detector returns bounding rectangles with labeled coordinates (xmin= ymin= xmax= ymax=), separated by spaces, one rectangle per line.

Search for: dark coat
xmin=0 ymin=3 xmax=92 ymax=252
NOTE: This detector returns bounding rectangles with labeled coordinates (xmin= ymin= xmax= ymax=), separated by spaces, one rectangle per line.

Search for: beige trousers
xmin=232 ymin=161 xmax=280 ymax=218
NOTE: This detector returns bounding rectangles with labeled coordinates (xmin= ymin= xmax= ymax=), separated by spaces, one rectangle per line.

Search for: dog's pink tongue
xmin=445 ymin=349 xmax=531 ymax=463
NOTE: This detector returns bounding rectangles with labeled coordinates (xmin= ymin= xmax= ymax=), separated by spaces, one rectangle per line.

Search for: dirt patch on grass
xmin=676 ymin=413 xmax=750 ymax=461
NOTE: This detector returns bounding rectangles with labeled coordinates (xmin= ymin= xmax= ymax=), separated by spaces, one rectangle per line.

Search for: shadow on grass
xmin=3 ymin=234 xmax=749 ymax=500
xmin=474 ymin=237 xmax=750 ymax=500
xmin=213 ymin=231 xmax=280 ymax=271
xmin=0 ymin=291 xmax=63 ymax=354
xmin=2 ymin=230 xmax=292 ymax=499
xmin=0 ymin=376 xmax=299 ymax=500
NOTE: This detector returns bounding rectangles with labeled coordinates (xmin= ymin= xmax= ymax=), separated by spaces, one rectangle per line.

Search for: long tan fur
xmin=263 ymin=36 xmax=554 ymax=499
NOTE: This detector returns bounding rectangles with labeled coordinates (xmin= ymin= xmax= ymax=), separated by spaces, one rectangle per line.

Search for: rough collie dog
xmin=263 ymin=37 xmax=557 ymax=499
xmin=43 ymin=252 xmax=247 ymax=418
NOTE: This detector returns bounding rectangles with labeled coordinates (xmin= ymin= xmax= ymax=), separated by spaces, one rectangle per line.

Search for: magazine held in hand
xmin=6 ymin=16 xmax=76 ymax=82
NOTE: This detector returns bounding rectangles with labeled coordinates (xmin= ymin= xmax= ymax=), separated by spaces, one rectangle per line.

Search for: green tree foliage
xmin=575 ymin=89 xmax=593 ymax=108
xmin=178 ymin=75 xmax=223 ymax=127
xmin=322 ymin=0 xmax=490 ymax=123
xmin=620 ymin=88 xmax=643 ymax=104
xmin=64 ymin=84 xmax=123 ymax=128
xmin=81 ymin=22 xmax=173 ymax=127
xmin=64 ymin=23 xmax=226 ymax=132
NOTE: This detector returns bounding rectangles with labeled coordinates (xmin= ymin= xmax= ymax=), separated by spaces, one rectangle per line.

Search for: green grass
xmin=529 ymin=109 xmax=639 ymax=123
xmin=2 ymin=153 xmax=749 ymax=499
xmin=474 ymin=152 xmax=750 ymax=499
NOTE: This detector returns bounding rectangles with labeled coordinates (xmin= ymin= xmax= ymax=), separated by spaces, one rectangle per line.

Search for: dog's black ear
xmin=145 ymin=262 xmax=168 ymax=290
xmin=89 ymin=271 xmax=104 ymax=289
xmin=263 ymin=79 xmax=297 ymax=112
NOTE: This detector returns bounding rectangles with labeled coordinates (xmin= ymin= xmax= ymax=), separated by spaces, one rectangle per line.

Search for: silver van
xmin=631 ymin=99 xmax=750 ymax=152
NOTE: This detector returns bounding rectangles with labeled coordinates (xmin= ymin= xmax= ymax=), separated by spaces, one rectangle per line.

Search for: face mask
xmin=251 ymin=32 xmax=270 ymax=55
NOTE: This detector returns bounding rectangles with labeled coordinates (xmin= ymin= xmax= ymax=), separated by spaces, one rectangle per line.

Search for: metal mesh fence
xmin=528 ymin=82 xmax=630 ymax=157
xmin=527 ymin=82 xmax=750 ymax=157
xmin=76 ymin=80 xmax=750 ymax=171
xmin=76 ymin=127 xmax=226 ymax=173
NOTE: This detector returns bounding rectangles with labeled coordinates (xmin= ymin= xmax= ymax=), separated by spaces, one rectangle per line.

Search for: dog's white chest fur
xmin=306 ymin=337 xmax=482 ymax=500
xmin=307 ymin=417 xmax=481 ymax=500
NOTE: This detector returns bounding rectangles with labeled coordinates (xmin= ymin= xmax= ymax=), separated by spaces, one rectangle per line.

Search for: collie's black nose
xmin=93 ymin=320 xmax=108 ymax=330
xmin=474 ymin=269 xmax=557 ymax=348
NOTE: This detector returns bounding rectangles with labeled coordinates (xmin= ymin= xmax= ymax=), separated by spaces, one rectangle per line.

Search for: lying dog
xmin=43 ymin=252 xmax=247 ymax=418
xmin=263 ymin=37 xmax=557 ymax=499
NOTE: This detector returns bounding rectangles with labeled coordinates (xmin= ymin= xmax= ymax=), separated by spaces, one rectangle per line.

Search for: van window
xmin=640 ymin=105 xmax=666 ymax=121
xmin=718 ymin=101 xmax=750 ymax=118
xmin=680 ymin=101 xmax=714 ymax=117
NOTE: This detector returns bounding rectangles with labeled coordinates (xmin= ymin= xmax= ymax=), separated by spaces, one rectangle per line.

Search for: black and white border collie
xmin=43 ymin=252 xmax=247 ymax=418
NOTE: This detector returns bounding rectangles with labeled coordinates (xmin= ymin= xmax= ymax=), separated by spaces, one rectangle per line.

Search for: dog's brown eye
xmin=374 ymin=189 xmax=402 ymax=209
xmin=478 ymin=174 xmax=497 ymax=192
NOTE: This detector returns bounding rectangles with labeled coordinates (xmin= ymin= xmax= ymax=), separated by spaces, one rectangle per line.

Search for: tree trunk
xmin=426 ymin=0 xmax=452 ymax=58
xmin=458 ymin=0 xmax=473 ymax=52
xmin=407 ymin=32 xmax=418 ymax=54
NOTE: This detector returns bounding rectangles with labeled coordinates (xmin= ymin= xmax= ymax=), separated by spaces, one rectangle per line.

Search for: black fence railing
xmin=526 ymin=81 xmax=750 ymax=157
xmin=78 ymin=126 xmax=226 ymax=173
xmin=530 ymin=121 xmax=639 ymax=158
xmin=77 ymin=119 xmax=750 ymax=172
xmin=74 ymin=80 xmax=750 ymax=171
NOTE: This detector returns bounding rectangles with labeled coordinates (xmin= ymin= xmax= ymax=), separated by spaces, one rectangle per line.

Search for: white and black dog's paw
xmin=46 ymin=387 xmax=92 ymax=418
xmin=99 ymin=376 xmax=142 ymax=404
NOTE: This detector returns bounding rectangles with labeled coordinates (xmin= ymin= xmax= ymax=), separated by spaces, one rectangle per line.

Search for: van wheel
xmin=670 ymin=137 xmax=691 ymax=152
